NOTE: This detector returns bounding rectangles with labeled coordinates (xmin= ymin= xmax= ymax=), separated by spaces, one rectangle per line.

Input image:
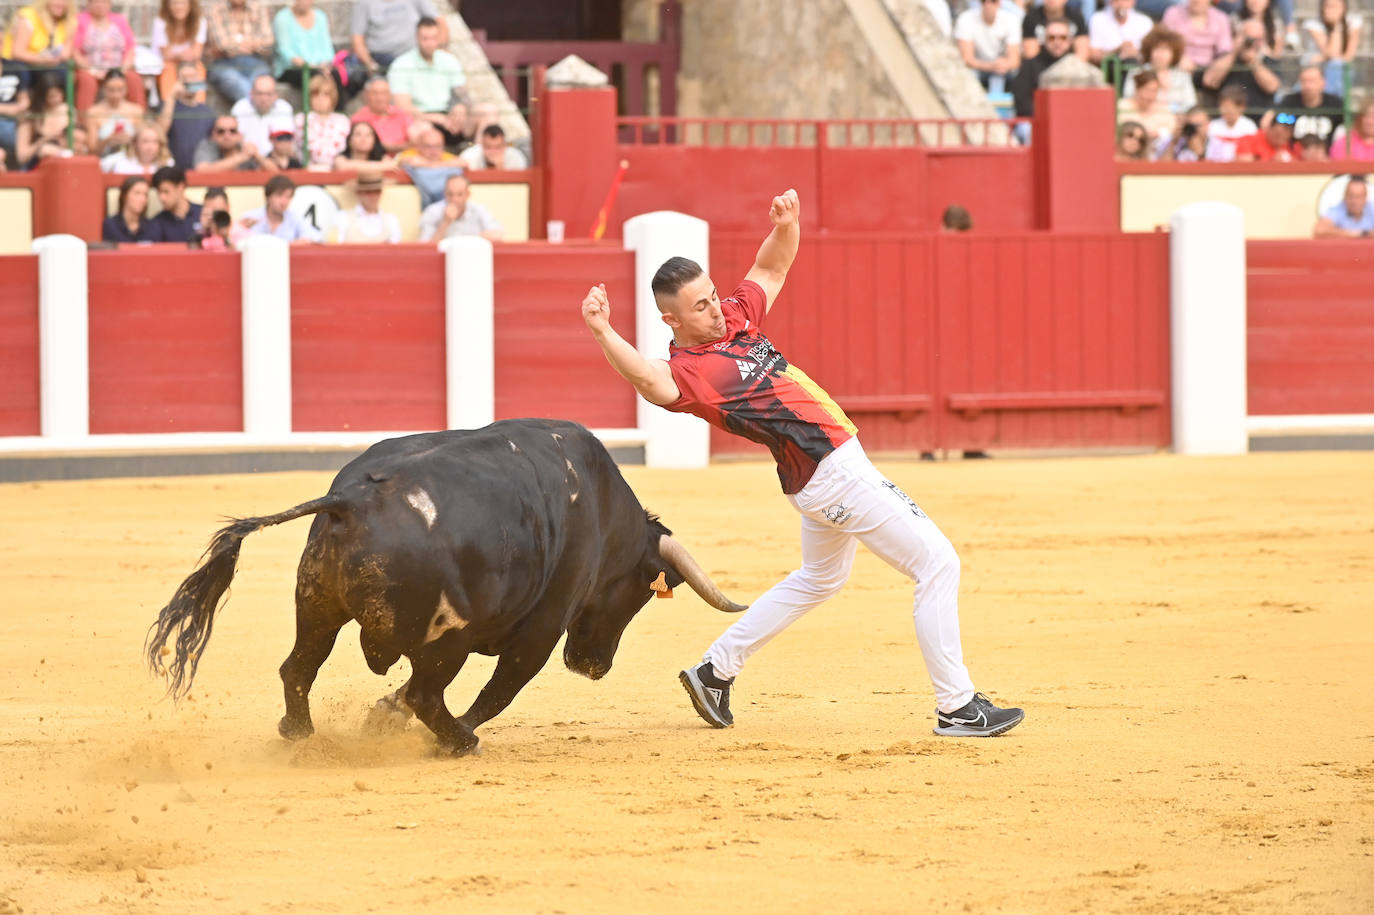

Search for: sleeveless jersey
xmin=665 ymin=280 xmax=857 ymax=493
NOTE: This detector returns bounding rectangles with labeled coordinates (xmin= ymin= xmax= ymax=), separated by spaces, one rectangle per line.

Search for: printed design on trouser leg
xmin=821 ymin=502 xmax=853 ymax=526
xmin=880 ymin=479 xmax=927 ymax=518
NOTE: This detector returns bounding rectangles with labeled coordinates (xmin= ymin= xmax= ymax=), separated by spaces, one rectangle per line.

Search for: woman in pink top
xmin=1329 ymin=101 xmax=1374 ymax=162
xmin=1162 ymin=0 xmax=1233 ymax=72
xmin=73 ymin=0 xmax=144 ymax=109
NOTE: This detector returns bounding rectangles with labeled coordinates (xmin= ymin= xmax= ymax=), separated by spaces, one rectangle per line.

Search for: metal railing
xmin=616 ymin=116 xmax=1028 ymax=149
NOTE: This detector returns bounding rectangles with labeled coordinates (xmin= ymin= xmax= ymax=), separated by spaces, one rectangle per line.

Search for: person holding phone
xmin=157 ymin=59 xmax=216 ymax=170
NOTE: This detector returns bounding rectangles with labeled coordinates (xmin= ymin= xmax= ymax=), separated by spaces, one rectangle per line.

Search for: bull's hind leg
xmin=278 ymin=582 xmax=351 ymax=741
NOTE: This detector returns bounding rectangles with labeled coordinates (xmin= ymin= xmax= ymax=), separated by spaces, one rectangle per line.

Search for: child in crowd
xmin=1208 ymin=86 xmax=1258 ymax=162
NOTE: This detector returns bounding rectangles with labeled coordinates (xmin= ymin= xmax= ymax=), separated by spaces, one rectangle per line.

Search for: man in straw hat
xmin=329 ymin=172 xmax=401 ymax=243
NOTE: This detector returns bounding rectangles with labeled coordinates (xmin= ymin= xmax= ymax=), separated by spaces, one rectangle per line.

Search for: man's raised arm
xmin=580 ymin=283 xmax=681 ymax=406
xmin=744 ymin=188 xmax=800 ymax=313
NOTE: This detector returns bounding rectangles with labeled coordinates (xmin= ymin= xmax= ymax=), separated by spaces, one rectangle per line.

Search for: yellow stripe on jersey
xmin=782 ymin=364 xmax=858 ymax=436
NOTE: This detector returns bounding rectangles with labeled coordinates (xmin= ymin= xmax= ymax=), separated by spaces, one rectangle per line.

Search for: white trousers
xmin=704 ymin=438 xmax=977 ymax=713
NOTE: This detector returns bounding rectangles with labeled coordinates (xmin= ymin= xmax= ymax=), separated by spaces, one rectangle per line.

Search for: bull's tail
xmin=145 ymin=493 xmax=349 ymax=700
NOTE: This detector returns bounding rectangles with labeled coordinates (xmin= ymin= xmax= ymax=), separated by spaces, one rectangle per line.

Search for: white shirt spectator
xmin=954 ymin=6 xmax=1023 ymax=64
xmin=1088 ymin=8 xmax=1153 ymax=56
xmin=458 ymin=143 xmax=529 ymax=171
xmin=330 ymin=204 xmax=401 ymax=244
xmin=418 ymin=198 xmax=502 ymax=241
xmin=240 ymin=206 xmax=322 ymax=242
xmin=229 ymin=97 xmax=294 ymax=153
xmin=1208 ymin=115 xmax=1258 ymax=162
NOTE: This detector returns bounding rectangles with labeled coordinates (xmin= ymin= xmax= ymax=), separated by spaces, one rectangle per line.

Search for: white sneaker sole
xmin=932 ymin=710 xmax=1024 ymax=737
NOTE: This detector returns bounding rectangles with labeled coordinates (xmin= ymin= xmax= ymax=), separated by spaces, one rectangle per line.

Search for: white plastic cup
xmin=546 ymin=220 xmax=565 ymax=243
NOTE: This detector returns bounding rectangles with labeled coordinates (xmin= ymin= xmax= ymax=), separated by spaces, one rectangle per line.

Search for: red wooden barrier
xmin=0 ymin=255 xmax=41 ymax=436
xmin=290 ymin=247 xmax=446 ymax=432
xmin=1247 ymin=240 xmax=1374 ymax=416
xmin=87 ymin=249 xmax=243 ymax=434
xmin=494 ymin=243 xmax=637 ymax=428
xmin=707 ymin=232 xmax=1172 ymax=454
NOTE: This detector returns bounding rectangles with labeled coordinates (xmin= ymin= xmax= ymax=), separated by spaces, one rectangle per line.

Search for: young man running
xmin=579 ymin=189 xmax=1023 ymax=738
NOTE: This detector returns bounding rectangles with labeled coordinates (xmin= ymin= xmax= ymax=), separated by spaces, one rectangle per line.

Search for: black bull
xmin=145 ymin=419 xmax=746 ymax=755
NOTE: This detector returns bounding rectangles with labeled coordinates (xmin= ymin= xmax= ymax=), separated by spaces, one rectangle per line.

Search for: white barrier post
xmin=33 ymin=234 xmax=89 ymax=440
xmin=239 ymin=235 xmax=293 ymax=437
xmin=623 ymin=211 xmax=711 ymax=468
xmin=1169 ymin=202 xmax=1248 ymax=455
xmin=440 ymin=235 xmax=495 ymax=430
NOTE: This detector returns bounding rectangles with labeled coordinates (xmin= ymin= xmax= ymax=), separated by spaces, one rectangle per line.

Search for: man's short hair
xmin=1349 ymin=174 xmax=1368 ymax=189
xmin=417 ymin=16 xmax=439 ymax=30
xmin=481 ymin=124 xmax=506 ymax=140
xmin=203 ymin=186 xmax=228 ymax=203
xmin=264 ymin=174 xmax=296 ymax=197
xmin=1218 ymin=86 xmax=1248 ymax=107
xmin=651 ymin=257 xmax=704 ymax=308
xmin=1297 ymin=133 xmax=1325 ymax=149
xmin=151 ymin=165 xmax=186 ymax=189
xmin=941 ymin=204 xmax=973 ymax=232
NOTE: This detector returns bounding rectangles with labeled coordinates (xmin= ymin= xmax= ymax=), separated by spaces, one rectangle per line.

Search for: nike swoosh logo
xmin=947 ymin=710 xmax=987 ymax=727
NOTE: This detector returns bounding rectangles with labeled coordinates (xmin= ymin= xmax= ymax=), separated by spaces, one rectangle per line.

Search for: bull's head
xmin=563 ymin=513 xmax=746 ymax=680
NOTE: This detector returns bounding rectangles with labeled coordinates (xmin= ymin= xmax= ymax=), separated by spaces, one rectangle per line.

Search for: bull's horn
xmin=658 ymin=534 xmax=748 ymax=613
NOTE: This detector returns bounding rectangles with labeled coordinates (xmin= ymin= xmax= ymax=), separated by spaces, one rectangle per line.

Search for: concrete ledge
xmin=1248 ymin=434 xmax=1374 ymax=453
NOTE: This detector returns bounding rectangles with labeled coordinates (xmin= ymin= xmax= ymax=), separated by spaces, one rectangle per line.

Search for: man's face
xmin=272 ymin=135 xmax=294 ymax=157
xmin=1186 ymin=112 xmax=1209 ymax=136
xmin=213 ymin=118 xmax=239 ymax=151
xmin=1218 ymin=98 xmax=1242 ymax=123
xmin=156 ymin=180 xmax=185 ymax=213
xmin=250 ymin=77 xmax=277 ymax=114
xmin=178 ymin=64 xmax=199 ymax=97
xmin=662 ymin=273 xmax=725 ymax=346
xmin=1044 ymin=26 xmax=1072 ymax=57
xmin=366 ymin=81 xmax=391 ymax=112
xmin=444 ymin=177 xmax=470 ymax=213
xmin=266 ymin=189 xmax=293 ymax=218
xmin=1266 ymin=122 xmax=1293 ymax=148
xmin=1345 ymin=181 xmax=1367 ymax=218
xmin=980 ymin=0 xmax=998 ymax=22
xmin=416 ymin=24 xmax=441 ymax=59
xmin=1111 ymin=0 xmax=1134 ymax=18
xmin=1299 ymin=68 xmax=1324 ymax=102
xmin=481 ymin=133 xmax=505 ymax=163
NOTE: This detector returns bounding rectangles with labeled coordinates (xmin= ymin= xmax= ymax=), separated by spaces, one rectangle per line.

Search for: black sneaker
xmin=679 ymin=661 xmax=734 ymax=728
xmin=933 ymin=692 xmax=1024 ymax=737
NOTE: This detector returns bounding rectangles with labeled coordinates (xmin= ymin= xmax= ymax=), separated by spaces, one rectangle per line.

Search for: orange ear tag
xmin=650 ymin=570 xmax=673 ymax=598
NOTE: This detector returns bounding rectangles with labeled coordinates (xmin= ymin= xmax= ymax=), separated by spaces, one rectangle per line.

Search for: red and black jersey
xmin=664 ymin=280 xmax=857 ymax=493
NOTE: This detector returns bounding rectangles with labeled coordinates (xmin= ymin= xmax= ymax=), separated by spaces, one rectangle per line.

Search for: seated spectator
xmin=102 ymin=173 xmax=157 ymax=242
xmin=229 ymin=74 xmax=293 ymax=152
xmin=101 ymin=121 xmax=173 ymax=173
xmin=1329 ymin=100 xmax=1374 ymax=162
xmin=1200 ymin=18 xmax=1280 ymax=111
xmin=1115 ymin=119 xmax=1150 ymax=161
xmin=85 ymin=70 xmax=144 ymax=157
xmin=238 ymin=173 xmax=321 ymax=242
xmin=1234 ymin=108 xmax=1296 ymax=160
xmin=1296 ymin=133 xmax=1327 ymax=161
xmin=955 ymin=0 xmax=1022 ymax=94
xmin=264 ymin=127 xmax=302 ymax=169
xmin=1118 ymin=70 xmax=1177 ymax=152
xmin=73 ymin=0 xmax=145 ymax=110
xmin=1166 ymin=105 xmax=1231 ymax=160
xmin=272 ymin=0 xmax=336 ymax=94
xmin=1125 ymin=27 xmax=1196 ymax=113
xmin=2 ymin=0 xmax=76 ymax=88
xmin=205 ymin=0 xmax=272 ymax=104
xmin=439 ymin=100 xmax=470 ymax=153
xmin=1302 ymin=0 xmax=1361 ymax=95
xmin=1088 ymin=0 xmax=1153 ymax=65
xmin=1022 ymin=0 xmax=1089 ymax=61
xmin=1208 ymin=84 xmax=1257 ymax=158
xmin=349 ymin=0 xmax=446 ymax=76
xmin=418 ymin=173 xmax=502 ymax=242
xmin=1313 ymin=174 xmax=1373 ymax=237
xmin=398 ymin=122 xmax=460 ymax=205
xmin=147 ymin=165 xmax=202 ymax=242
xmin=194 ymin=113 xmax=271 ymax=170
xmin=1236 ymin=0 xmax=1287 ymax=60
xmin=157 ymin=60 xmax=215 ymax=170
xmin=389 ymin=17 xmax=466 ymax=126
xmin=332 ymin=119 xmax=395 ymax=173
xmin=1162 ymin=0 xmax=1233 ymax=73
xmin=197 ymin=185 xmax=248 ymax=246
xmin=350 ymin=77 xmax=412 ymax=154
xmin=459 ymin=124 xmax=528 ymax=170
xmin=0 ymin=66 xmax=27 ymax=162
xmin=295 ymin=73 xmax=350 ymax=169
xmin=1012 ymin=20 xmax=1075 ymax=118
xmin=152 ymin=0 xmax=208 ymax=109
xmin=13 ymin=72 xmax=72 ymax=168
xmin=1269 ymin=64 xmax=1342 ymax=151
xmin=329 ymin=172 xmax=400 ymax=243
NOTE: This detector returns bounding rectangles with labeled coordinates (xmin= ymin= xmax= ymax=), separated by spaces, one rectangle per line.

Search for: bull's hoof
xmin=437 ymin=733 xmax=481 ymax=757
xmin=278 ymin=716 xmax=314 ymax=741
xmin=363 ymin=696 xmax=414 ymax=735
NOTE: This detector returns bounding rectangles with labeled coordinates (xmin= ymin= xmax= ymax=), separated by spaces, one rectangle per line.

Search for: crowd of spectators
xmin=0 ymin=0 xmax=529 ymax=242
xmin=941 ymin=0 xmax=1369 ymax=164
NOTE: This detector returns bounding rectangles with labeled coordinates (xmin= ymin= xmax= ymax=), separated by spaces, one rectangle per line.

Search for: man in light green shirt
xmin=389 ymin=17 xmax=467 ymax=128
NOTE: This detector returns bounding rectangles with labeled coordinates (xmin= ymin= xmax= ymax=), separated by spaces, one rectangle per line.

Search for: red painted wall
xmin=1247 ymin=240 xmax=1374 ymax=416
xmin=290 ymin=247 xmax=447 ymax=432
xmin=0 ymin=255 xmax=41 ymax=436
xmin=494 ymin=243 xmax=638 ymax=428
xmin=87 ymin=250 xmax=243 ymax=434
xmin=707 ymin=232 xmax=1172 ymax=455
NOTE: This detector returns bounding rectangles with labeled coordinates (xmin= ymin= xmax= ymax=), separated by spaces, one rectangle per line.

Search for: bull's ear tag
xmin=650 ymin=570 xmax=673 ymax=598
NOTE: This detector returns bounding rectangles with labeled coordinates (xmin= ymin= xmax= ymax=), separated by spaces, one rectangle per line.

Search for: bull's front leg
xmin=457 ymin=620 xmax=565 ymax=738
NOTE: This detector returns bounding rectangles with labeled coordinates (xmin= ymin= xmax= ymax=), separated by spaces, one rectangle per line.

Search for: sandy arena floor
xmin=0 ymin=450 xmax=1371 ymax=914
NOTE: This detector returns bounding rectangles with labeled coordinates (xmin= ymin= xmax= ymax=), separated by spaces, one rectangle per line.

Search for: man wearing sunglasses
xmin=1234 ymin=109 xmax=1298 ymax=162
xmin=193 ymin=115 xmax=273 ymax=173
xmin=1012 ymin=19 xmax=1075 ymax=119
